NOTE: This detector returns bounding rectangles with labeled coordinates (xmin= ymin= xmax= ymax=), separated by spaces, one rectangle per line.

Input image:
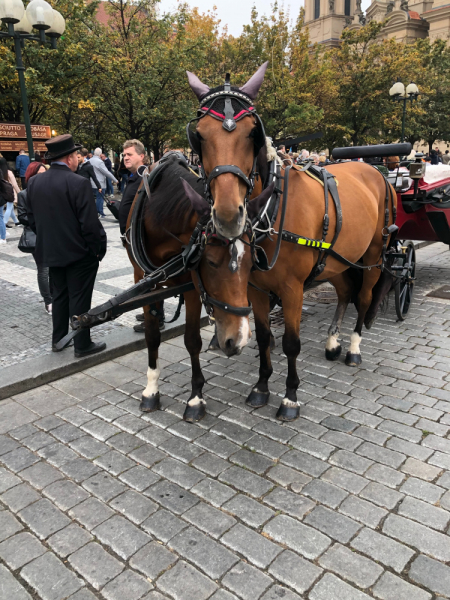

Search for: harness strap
xmin=194 ymin=268 xmax=252 ymax=318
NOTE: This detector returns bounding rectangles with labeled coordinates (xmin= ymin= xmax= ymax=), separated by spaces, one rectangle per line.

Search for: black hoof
xmin=183 ymin=402 xmax=206 ymax=423
xmin=208 ymin=334 xmax=220 ymax=351
xmin=276 ymin=402 xmax=300 ymax=421
xmin=140 ymin=393 xmax=160 ymax=412
xmin=325 ymin=345 xmax=342 ymax=361
xmin=345 ymin=352 xmax=362 ymax=367
xmin=246 ymin=389 xmax=270 ymax=408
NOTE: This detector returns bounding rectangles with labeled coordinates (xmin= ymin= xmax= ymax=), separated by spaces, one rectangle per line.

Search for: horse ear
xmin=186 ymin=71 xmax=210 ymax=101
xmin=239 ymin=62 xmax=269 ymax=100
xmin=247 ymin=182 xmax=274 ymax=220
xmin=181 ymin=178 xmax=210 ymax=216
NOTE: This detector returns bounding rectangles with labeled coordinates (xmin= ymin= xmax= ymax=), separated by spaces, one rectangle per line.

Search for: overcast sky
xmin=159 ymin=0 xmax=371 ymax=37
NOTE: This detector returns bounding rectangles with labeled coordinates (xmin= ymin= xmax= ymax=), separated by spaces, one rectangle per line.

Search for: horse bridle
xmin=186 ymin=74 xmax=266 ymax=208
xmin=193 ymin=218 xmax=254 ymax=321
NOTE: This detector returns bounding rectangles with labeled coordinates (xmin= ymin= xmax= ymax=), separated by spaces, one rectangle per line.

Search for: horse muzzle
xmin=212 ymin=205 xmax=246 ymax=240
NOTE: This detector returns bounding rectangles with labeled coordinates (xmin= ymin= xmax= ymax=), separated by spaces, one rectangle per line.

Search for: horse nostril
xmin=225 ymin=338 xmax=236 ymax=352
xmin=238 ymin=205 xmax=244 ymax=219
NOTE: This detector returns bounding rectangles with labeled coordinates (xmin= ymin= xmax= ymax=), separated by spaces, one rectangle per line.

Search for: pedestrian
xmin=117 ymin=139 xmax=165 ymax=331
xmin=26 ymin=133 xmax=107 ymax=357
xmin=430 ymin=149 xmax=439 ymax=165
xmin=0 ymin=157 xmax=20 ymax=228
xmin=17 ymin=161 xmax=53 ymax=314
xmin=15 ymin=149 xmax=30 ymax=189
xmin=101 ymin=153 xmax=115 ymax=198
xmin=0 ymin=161 xmax=15 ymax=245
xmin=118 ymin=156 xmax=130 ymax=194
xmin=443 ymin=150 xmax=450 ymax=165
xmin=89 ymin=148 xmax=118 ymax=218
xmin=77 ymin=149 xmax=102 ymax=193
xmin=34 ymin=151 xmax=43 ymax=163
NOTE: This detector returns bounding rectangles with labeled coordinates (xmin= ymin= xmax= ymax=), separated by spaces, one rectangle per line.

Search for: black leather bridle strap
xmin=206 ymin=164 xmax=252 ymax=190
xmin=194 ymin=267 xmax=252 ymax=317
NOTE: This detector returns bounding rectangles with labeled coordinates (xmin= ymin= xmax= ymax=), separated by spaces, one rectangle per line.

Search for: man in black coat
xmin=77 ymin=149 xmax=102 ymax=193
xmin=27 ymin=134 xmax=107 ymax=358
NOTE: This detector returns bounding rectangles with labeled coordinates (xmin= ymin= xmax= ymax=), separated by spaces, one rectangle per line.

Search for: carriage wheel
xmin=394 ymin=241 xmax=416 ymax=321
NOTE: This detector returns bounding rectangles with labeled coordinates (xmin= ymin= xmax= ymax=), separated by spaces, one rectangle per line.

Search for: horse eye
xmin=207 ymin=259 xmax=218 ymax=268
xmin=249 ymin=129 xmax=257 ymax=139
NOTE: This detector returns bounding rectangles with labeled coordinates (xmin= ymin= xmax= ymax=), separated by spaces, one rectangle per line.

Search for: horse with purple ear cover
xmin=186 ymin=62 xmax=269 ymax=102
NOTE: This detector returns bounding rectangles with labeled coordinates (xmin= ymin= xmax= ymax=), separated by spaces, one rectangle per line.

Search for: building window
xmin=345 ymin=0 xmax=351 ymax=15
xmin=315 ymin=0 xmax=320 ymax=19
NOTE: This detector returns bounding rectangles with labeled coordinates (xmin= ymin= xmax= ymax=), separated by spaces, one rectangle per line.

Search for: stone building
xmin=303 ymin=0 xmax=450 ymax=47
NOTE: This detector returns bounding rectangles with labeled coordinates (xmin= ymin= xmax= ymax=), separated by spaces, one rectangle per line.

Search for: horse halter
xmin=193 ymin=218 xmax=253 ymax=321
xmin=186 ymin=73 xmax=266 ymax=207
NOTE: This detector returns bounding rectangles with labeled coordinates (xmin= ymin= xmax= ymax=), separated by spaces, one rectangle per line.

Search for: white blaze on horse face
xmin=349 ymin=332 xmax=361 ymax=355
xmin=237 ymin=316 xmax=251 ymax=349
xmin=326 ymin=333 xmax=340 ymax=351
xmin=233 ymin=240 xmax=245 ymax=267
xmin=143 ymin=362 xmax=160 ymax=397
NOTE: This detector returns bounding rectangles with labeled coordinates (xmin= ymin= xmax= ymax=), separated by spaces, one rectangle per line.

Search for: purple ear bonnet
xmin=186 ymin=71 xmax=211 ymax=101
xmin=239 ymin=62 xmax=269 ymax=100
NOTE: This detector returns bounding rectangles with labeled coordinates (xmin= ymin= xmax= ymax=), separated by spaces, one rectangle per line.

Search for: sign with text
xmin=0 ymin=141 xmax=47 ymax=152
xmin=0 ymin=123 xmax=51 ymax=140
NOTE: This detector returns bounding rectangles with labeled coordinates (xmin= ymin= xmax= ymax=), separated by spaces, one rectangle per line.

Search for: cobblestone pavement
xmin=1 ymin=242 xmax=450 ymax=599
xmin=0 ymin=210 xmax=179 ymax=369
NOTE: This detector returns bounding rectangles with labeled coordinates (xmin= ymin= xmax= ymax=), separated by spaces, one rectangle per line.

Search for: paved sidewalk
xmin=0 ymin=212 xmax=179 ymax=370
xmin=1 ymin=243 xmax=450 ymax=599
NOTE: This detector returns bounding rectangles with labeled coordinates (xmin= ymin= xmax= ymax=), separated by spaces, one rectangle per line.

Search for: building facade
xmin=304 ymin=0 xmax=450 ymax=47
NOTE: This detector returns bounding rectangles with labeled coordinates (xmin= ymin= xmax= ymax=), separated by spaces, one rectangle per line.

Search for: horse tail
xmin=342 ymin=261 xmax=394 ymax=329
xmin=364 ymin=259 xmax=395 ymax=329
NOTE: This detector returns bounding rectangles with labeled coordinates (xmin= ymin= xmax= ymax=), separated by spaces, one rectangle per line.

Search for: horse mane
xmin=146 ymin=155 xmax=203 ymax=232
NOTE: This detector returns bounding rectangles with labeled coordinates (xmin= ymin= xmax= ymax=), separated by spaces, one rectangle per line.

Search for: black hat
xmin=44 ymin=134 xmax=82 ymax=160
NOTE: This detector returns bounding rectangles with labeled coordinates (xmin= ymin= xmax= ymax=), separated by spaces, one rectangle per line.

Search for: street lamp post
xmin=0 ymin=0 xmax=65 ymax=160
xmin=389 ymin=80 xmax=420 ymax=143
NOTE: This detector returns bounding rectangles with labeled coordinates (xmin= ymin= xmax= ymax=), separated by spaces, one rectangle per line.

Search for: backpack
xmin=0 ymin=177 xmax=14 ymax=207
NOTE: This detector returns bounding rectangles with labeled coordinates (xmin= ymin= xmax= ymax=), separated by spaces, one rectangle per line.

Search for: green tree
xmin=323 ymin=21 xmax=423 ymax=148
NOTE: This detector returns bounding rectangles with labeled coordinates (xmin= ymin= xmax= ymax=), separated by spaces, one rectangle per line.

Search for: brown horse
xmin=125 ymin=154 xmax=254 ymax=422
xmin=184 ymin=65 xmax=397 ymax=421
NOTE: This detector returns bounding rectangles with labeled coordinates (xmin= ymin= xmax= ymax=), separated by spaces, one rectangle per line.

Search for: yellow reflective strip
xmin=295 ymin=237 xmax=332 ymax=249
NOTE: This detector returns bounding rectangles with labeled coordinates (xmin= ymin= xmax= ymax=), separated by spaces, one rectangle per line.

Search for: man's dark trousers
xmin=21 ymin=177 xmax=26 ymax=190
xmin=50 ymin=254 xmax=99 ymax=351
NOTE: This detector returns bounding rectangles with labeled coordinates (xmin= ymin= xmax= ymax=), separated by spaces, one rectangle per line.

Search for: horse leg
xmin=141 ymin=303 xmax=162 ymax=412
xmin=276 ymin=283 xmax=303 ymax=421
xmin=182 ymin=289 xmax=207 ymax=422
xmin=325 ymin=271 xmax=354 ymax=361
xmin=346 ymin=265 xmax=381 ymax=367
xmin=246 ymin=288 xmax=272 ymax=408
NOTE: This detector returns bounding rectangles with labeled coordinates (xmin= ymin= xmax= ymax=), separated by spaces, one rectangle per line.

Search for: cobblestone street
xmin=0 ymin=213 xmax=179 ymax=369
xmin=1 ymin=242 xmax=450 ymax=600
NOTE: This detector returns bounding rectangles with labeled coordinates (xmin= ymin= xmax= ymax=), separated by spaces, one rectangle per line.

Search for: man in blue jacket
xmin=16 ymin=149 xmax=30 ymax=189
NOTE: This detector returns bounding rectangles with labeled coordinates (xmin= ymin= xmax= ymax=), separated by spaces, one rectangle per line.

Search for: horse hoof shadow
xmin=246 ymin=389 xmax=270 ymax=408
xmin=325 ymin=345 xmax=342 ymax=361
xmin=276 ymin=403 xmax=300 ymax=421
xmin=345 ymin=352 xmax=362 ymax=367
xmin=183 ymin=402 xmax=206 ymax=423
xmin=140 ymin=393 xmax=161 ymax=412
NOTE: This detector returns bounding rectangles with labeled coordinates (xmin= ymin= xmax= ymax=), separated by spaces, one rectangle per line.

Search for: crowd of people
xmin=0 ymin=135 xmax=151 ymax=359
